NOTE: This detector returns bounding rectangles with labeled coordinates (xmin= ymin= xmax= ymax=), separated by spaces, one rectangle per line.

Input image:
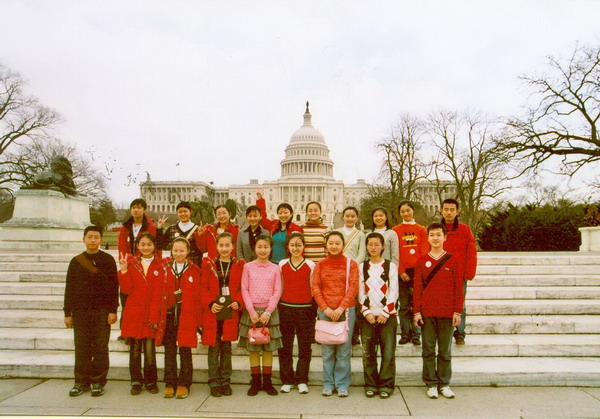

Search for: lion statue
xmin=23 ymin=156 xmax=77 ymax=196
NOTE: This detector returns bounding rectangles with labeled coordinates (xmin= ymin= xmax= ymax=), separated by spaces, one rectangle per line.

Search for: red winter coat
xmin=150 ymin=259 xmax=203 ymax=348
xmin=200 ymin=257 xmax=245 ymax=347
xmin=444 ymin=222 xmax=478 ymax=281
xmin=118 ymin=216 xmax=157 ymax=257
xmin=198 ymin=223 xmax=240 ymax=259
xmin=118 ymin=256 xmax=166 ymax=339
xmin=257 ymin=198 xmax=303 ymax=236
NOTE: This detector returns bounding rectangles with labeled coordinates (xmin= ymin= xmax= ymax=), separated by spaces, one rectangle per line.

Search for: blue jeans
xmin=422 ymin=317 xmax=453 ymax=387
xmin=318 ymin=307 xmax=355 ymax=392
xmin=454 ymin=280 xmax=468 ymax=339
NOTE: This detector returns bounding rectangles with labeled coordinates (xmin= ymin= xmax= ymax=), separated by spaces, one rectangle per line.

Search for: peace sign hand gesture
xmin=118 ymin=252 xmax=128 ymax=273
xmin=256 ymin=189 xmax=264 ymax=200
xmin=157 ymin=215 xmax=168 ymax=229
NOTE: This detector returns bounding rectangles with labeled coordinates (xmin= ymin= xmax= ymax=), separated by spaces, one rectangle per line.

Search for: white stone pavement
xmin=0 ymin=379 xmax=599 ymax=418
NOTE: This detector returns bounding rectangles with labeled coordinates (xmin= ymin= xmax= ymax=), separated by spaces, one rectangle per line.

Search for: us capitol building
xmin=140 ymin=103 xmax=455 ymax=226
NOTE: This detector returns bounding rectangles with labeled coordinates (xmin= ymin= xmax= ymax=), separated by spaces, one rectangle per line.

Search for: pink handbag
xmin=314 ymin=259 xmax=351 ymax=345
xmin=248 ymin=324 xmax=271 ymax=345
xmin=315 ymin=318 xmax=348 ymax=345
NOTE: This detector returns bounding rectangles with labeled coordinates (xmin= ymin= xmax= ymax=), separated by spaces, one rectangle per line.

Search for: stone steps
xmin=3 ymin=294 xmax=600 ymax=314
xmin=0 ymin=250 xmax=598 ymax=386
xmin=1 ymin=328 xmax=599 ymax=357
xmin=2 ymin=308 xmax=598 ymax=335
xmin=470 ymin=275 xmax=600 ymax=287
xmin=0 ymin=349 xmax=598 ymax=386
xmin=4 ymin=282 xmax=600 ymax=299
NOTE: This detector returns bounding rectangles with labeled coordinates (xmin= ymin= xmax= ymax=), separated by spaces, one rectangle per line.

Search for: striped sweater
xmin=302 ymin=221 xmax=330 ymax=263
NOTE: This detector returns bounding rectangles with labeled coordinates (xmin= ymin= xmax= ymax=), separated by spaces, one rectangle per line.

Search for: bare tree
xmin=0 ymin=64 xmax=60 ymax=190
xmin=502 ymin=44 xmax=600 ymax=177
xmin=428 ymin=109 xmax=510 ymax=232
xmin=371 ymin=114 xmax=431 ymax=223
xmin=3 ymin=137 xmax=108 ymax=202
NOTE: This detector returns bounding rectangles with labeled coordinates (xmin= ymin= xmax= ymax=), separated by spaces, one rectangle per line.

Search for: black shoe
xmin=455 ymin=336 xmax=465 ymax=345
xmin=69 ymin=384 xmax=89 ymax=397
xmin=90 ymin=383 xmax=104 ymax=397
xmin=210 ymin=386 xmax=222 ymax=397
xmin=262 ymin=375 xmax=278 ymax=396
xmin=221 ymin=385 xmax=232 ymax=396
xmin=352 ymin=336 xmax=360 ymax=346
xmin=146 ymin=383 xmax=159 ymax=394
xmin=130 ymin=384 xmax=142 ymax=395
xmin=412 ymin=337 xmax=421 ymax=345
xmin=247 ymin=374 xmax=262 ymax=396
xmin=398 ymin=336 xmax=410 ymax=345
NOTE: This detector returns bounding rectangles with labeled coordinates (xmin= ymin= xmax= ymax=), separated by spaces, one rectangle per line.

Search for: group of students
xmin=63 ymin=193 xmax=477 ymax=401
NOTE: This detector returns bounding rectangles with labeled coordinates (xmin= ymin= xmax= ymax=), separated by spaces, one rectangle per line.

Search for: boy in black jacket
xmin=64 ymin=226 xmax=119 ymax=397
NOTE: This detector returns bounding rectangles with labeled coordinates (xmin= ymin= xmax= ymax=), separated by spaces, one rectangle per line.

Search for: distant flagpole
xmin=176 ymin=162 xmax=180 ymax=181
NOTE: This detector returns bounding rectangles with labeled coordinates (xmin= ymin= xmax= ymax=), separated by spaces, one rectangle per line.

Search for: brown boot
xmin=247 ymin=373 xmax=261 ymax=396
xmin=261 ymin=374 xmax=278 ymax=396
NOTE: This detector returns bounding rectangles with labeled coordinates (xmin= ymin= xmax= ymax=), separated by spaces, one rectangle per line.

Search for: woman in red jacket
xmin=150 ymin=237 xmax=202 ymax=400
xmin=392 ymin=200 xmax=429 ymax=346
xmin=200 ymin=232 xmax=245 ymax=398
xmin=198 ymin=205 xmax=239 ymax=259
xmin=311 ymin=231 xmax=359 ymax=398
xmin=118 ymin=232 xmax=164 ymax=396
xmin=255 ymin=192 xmax=303 ymax=263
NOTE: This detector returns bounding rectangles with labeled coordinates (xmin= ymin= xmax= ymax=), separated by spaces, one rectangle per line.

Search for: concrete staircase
xmin=0 ymin=250 xmax=599 ymax=386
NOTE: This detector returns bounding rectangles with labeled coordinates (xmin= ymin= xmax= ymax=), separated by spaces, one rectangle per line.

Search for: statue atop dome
xmin=305 ymin=101 xmax=310 ymax=114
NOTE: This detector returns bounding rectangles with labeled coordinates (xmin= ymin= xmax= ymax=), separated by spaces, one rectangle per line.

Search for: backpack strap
xmin=422 ymin=253 xmax=453 ymax=290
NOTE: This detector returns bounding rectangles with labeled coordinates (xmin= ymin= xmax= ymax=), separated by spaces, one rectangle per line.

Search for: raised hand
xmin=256 ymin=190 xmax=263 ymax=200
xmin=157 ymin=215 xmax=168 ymax=229
xmin=118 ymin=252 xmax=128 ymax=273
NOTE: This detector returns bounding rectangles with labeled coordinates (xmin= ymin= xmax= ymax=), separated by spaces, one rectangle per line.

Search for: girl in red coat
xmin=200 ymin=232 xmax=245 ymax=397
xmin=150 ymin=237 xmax=202 ymax=400
xmin=199 ymin=205 xmax=239 ymax=259
xmin=392 ymin=200 xmax=429 ymax=345
xmin=256 ymin=191 xmax=303 ymax=263
xmin=118 ymin=232 xmax=164 ymax=396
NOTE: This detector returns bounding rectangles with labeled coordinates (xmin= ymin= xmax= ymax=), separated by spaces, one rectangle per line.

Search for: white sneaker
xmin=298 ymin=383 xmax=309 ymax=394
xmin=439 ymin=386 xmax=455 ymax=399
xmin=426 ymin=387 xmax=439 ymax=399
xmin=280 ymin=384 xmax=294 ymax=393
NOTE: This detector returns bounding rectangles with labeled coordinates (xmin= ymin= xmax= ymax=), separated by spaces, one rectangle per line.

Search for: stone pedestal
xmin=578 ymin=226 xmax=600 ymax=252
xmin=0 ymin=189 xmax=91 ymax=250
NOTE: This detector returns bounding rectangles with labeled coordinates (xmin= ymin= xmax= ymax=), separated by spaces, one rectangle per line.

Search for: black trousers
xmin=277 ymin=304 xmax=315 ymax=385
xmin=129 ymin=338 xmax=157 ymax=386
xmin=73 ymin=309 xmax=111 ymax=386
xmin=163 ymin=313 xmax=193 ymax=389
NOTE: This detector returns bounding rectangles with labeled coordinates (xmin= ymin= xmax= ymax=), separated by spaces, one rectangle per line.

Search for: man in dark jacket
xmin=64 ymin=225 xmax=119 ymax=397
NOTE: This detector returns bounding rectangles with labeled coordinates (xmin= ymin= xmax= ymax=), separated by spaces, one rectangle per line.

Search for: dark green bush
xmin=478 ymin=202 xmax=597 ymax=251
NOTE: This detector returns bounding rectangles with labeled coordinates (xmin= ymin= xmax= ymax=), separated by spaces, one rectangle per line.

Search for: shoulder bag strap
xmin=185 ymin=224 xmax=199 ymax=240
xmin=342 ymin=230 xmax=360 ymax=253
xmin=422 ymin=253 xmax=453 ymax=290
xmin=75 ymin=253 xmax=99 ymax=274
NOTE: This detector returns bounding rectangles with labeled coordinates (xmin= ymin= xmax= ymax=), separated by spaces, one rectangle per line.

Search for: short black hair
xmin=83 ymin=225 xmax=103 ymax=238
xmin=427 ymin=222 xmax=447 ymax=235
xmin=442 ymin=198 xmax=459 ymax=210
xmin=176 ymin=201 xmax=191 ymax=211
xmin=246 ymin=205 xmax=261 ymax=216
xmin=342 ymin=206 xmax=359 ymax=217
xmin=130 ymin=198 xmax=147 ymax=210
xmin=325 ymin=230 xmax=346 ymax=245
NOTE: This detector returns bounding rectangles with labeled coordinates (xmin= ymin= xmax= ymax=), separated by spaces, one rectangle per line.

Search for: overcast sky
xmin=1 ymin=0 xmax=599 ymax=206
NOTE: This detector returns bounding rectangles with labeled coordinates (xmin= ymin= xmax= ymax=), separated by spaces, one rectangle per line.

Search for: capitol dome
xmin=280 ymin=102 xmax=334 ymax=179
